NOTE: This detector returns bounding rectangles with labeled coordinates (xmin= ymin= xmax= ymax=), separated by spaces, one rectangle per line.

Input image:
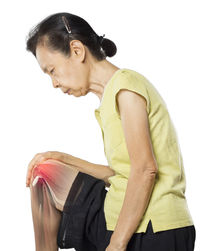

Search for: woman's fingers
xmin=26 ymin=153 xmax=40 ymax=186
xmin=26 ymin=155 xmax=37 ymax=187
xmin=26 ymin=164 xmax=37 ymax=187
xmin=26 ymin=152 xmax=48 ymax=187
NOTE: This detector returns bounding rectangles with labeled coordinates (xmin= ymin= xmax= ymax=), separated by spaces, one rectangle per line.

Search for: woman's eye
xmin=50 ymin=69 xmax=54 ymax=74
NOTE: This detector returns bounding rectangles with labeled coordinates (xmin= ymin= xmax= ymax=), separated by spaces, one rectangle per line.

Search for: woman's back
xmin=94 ymin=68 xmax=194 ymax=233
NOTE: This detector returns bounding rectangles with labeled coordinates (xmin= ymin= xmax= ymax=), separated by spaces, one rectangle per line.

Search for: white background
xmin=0 ymin=0 xmax=199 ymax=250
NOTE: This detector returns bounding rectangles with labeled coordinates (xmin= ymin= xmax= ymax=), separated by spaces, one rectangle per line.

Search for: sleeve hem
xmin=113 ymin=72 xmax=151 ymax=117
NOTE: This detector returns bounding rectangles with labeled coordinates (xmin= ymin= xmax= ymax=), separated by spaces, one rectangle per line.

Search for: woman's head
xmin=26 ymin=12 xmax=117 ymax=96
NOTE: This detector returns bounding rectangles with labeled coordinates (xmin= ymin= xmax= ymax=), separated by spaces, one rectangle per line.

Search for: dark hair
xmin=25 ymin=12 xmax=117 ymax=61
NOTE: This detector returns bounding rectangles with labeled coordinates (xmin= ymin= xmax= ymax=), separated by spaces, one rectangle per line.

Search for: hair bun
xmin=98 ymin=34 xmax=117 ymax=58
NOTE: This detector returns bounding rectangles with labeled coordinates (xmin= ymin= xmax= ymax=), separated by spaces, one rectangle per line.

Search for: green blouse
xmin=94 ymin=68 xmax=194 ymax=233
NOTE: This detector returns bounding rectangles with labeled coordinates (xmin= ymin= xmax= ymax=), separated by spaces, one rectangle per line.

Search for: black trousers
xmin=57 ymin=172 xmax=196 ymax=251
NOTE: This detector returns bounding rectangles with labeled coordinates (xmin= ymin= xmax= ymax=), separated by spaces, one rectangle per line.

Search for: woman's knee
xmin=30 ymin=160 xmax=79 ymax=211
xmin=31 ymin=160 xmax=59 ymax=185
xmin=30 ymin=162 xmax=61 ymax=210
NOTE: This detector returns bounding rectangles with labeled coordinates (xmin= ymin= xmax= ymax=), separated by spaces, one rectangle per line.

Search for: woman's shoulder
xmin=118 ymin=68 xmax=147 ymax=80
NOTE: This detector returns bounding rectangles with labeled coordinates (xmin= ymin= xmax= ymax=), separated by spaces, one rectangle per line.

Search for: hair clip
xmin=99 ymin=34 xmax=105 ymax=45
xmin=61 ymin=16 xmax=72 ymax=34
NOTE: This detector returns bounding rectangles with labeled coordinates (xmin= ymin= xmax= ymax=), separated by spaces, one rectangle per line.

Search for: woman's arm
xmin=108 ymin=164 xmax=157 ymax=249
xmin=46 ymin=151 xmax=115 ymax=187
xmin=107 ymin=89 xmax=158 ymax=249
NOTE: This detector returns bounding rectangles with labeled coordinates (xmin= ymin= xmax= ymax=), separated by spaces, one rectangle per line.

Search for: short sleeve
xmin=112 ymin=71 xmax=151 ymax=116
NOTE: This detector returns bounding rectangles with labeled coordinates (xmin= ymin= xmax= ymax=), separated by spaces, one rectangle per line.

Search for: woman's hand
xmin=26 ymin=151 xmax=60 ymax=187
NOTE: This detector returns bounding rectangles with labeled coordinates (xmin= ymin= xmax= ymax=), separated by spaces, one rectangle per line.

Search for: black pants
xmin=57 ymin=172 xmax=196 ymax=251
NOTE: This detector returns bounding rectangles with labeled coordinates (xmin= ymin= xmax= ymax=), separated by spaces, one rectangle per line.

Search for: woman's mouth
xmin=64 ymin=89 xmax=70 ymax=94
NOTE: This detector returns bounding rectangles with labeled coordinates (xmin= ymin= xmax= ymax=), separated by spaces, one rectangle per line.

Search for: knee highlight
xmin=32 ymin=161 xmax=56 ymax=182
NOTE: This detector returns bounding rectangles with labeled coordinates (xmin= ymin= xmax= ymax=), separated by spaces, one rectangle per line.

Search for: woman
xmin=25 ymin=12 xmax=196 ymax=251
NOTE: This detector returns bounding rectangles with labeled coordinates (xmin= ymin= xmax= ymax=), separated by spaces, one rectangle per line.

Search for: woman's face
xmin=35 ymin=40 xmax=90 ymax=96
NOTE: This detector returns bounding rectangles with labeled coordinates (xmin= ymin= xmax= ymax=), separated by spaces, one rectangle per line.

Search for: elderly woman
xmin=25 ymin=12 xmax=196 ymax=251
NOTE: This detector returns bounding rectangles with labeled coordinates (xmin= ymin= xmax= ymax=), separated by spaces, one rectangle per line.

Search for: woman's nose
xmin=52 ymin=79 xmax=60 ymax=88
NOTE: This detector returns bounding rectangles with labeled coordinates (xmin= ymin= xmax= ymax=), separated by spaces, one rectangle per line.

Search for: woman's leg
xmin=29 ymin=159 xmax=79 ymax=251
